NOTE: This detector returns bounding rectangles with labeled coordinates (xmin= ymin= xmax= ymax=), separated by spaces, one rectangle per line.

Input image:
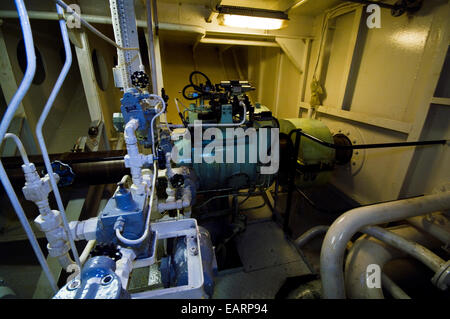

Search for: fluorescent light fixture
xmin=221 ymin=14 xmax=285 ymax=30
xmin=217 ymin=5 xmax=288 ymax=30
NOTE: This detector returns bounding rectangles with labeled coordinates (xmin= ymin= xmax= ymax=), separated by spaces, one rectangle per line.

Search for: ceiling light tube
xmin=216 ymin=5 xmax=288 ymax=30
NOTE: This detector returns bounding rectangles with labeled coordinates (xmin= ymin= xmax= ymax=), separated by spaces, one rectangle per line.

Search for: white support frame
xmin=73 ymin=30 xmax=103 ymax=123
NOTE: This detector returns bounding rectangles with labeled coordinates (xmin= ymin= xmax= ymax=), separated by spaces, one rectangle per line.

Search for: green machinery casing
xmin=174 ymin=123 xmax=276 ymax=191
xmin=279 ymin=118 xmax=335 ymax=188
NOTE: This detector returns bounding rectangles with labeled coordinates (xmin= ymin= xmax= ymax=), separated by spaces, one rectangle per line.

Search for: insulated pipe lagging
xmin=320 ymin=191 xmax=450 ymax=299
xmin=34 ymin=3 xmax=80 ymax=268
xmin=0 ymin=0 xmax=58 ymax=293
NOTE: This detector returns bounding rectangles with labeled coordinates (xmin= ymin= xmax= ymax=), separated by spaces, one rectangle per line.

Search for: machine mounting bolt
xmin=101 ymin=275 xmax=114 ymax=285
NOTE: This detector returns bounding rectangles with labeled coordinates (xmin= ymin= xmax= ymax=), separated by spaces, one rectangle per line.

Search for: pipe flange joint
xmin=431 ymin=260 xmax=450 ymax=291
xmin=34 ymin=210 xmax=62 ymax=232
xmin=21 ymin=163 xmax=37 ymax=175
xmin=114 ymin=217 xmax=125 ymax=232
xmin=47 ymin=241 xmax=70 ymax=258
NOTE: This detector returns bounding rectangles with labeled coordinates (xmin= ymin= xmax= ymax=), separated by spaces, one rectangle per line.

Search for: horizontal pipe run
xmin=321 ymin=191 xmax=450 ymax=299
xmin=3 ymin=151 xmax=127 ymax=188
xmin=294 ymin=225 xmax=329 ymax=248
xmin=54 ymin=0 xmax=138 ymax=51
xmin=1 ymin=150 xmax=127 ymax=169
xmin=0 ymin=10 xmax=206 ymax=35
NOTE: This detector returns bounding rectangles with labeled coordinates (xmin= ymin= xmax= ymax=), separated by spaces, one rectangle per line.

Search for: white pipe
xmin=158 ymin=187 xmax=192 ymax=212
xmin=115 ymin=247 xmax=136 ymax=289
xmin=0 ymin=10 xmax=206 ymax=35
xmin=54 ymin=0 xmax=138 ymax=51
xmin=3 ymin=133 xmax=30 ymax=165
xmin=363 ymin=225 xmax=445 ymax=273
xmin=149 ymin=94 xmax=167 ymax=155
xmin=124 ymin=118 xmax=144 ymax=192
xmin=0 ymin=0 xmax=58 ymax=293
xmin=345 ymin=225 xmax=440 ymax=299
xmin=321 ymin=191 xmax=450 ymax=299
xmin=381 ymin=273 xmax=411 ymax=299
xmin=35 ymin=3 xmax=80 ymax=268
xmin=79 ymin=240 xmax=96 ymax=266
xmin=115 ymin=162 xmax=157 ymax=246
xmin=284 ymin=0 xmax=310 ymax=13
xmin=294 ymin=225 xmax=329 ymax=248
xmin=407 ymin=213 xmax=450 ymax=246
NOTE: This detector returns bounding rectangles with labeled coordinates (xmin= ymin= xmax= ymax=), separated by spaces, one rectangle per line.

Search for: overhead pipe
xmin=34 ymin=3 xmax=81 ymax=268
xmin=0 ymin=9 xmax=205 ymax=34
xmin=53 ymin=0 xmax=138 ymax=52
xmin=0 ymin=0 xmax=58 ymax=293
xmin=320 ymin=191 xmax=450 ymax=298
xmin=284 ymin=0 xmax=310 ymax=13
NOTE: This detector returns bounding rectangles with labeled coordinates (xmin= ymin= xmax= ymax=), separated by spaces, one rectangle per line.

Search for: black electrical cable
xmin=182 ymin=84 xmax=199 ymax=100
xmin=189 ymin=70 xmax=211 ymax=87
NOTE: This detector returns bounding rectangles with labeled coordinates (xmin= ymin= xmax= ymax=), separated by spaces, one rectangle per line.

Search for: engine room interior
xmin=0 ymin=0 xmax=449 ymax=300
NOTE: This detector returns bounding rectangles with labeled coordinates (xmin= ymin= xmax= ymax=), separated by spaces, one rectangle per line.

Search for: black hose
xmin=189 ymin=70 xmax=211 ymax=87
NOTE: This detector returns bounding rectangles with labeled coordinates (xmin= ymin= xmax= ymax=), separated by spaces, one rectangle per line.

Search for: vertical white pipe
xmin=34 ymin=3 xmax=81 ymax=268
xmin=0 ymin=0 xmax=58 ymax=293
